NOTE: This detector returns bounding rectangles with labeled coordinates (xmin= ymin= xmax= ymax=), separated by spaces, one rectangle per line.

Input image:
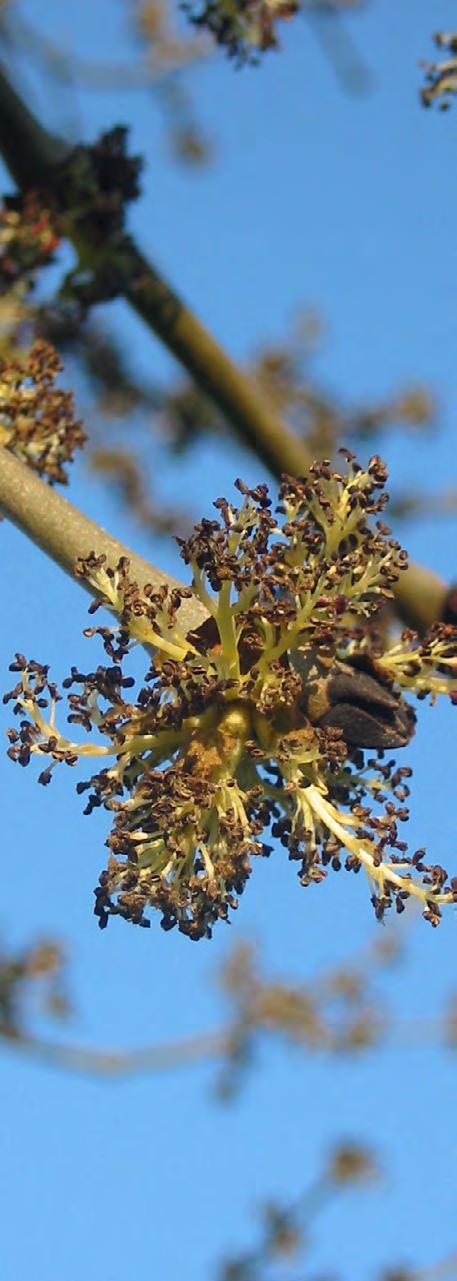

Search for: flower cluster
xmin=5 ymin=454 xmax=457 ymax=939
xmin=182 ymin=0 xmax=298 ymax=64
xmin=55 ymin=126 xmax=142 ymax=241
xmin=0 ymin=340 xmax=86 ymax=484
xmin=0 ymin=937 xmax=68 ymax=1038
xmin=0 ymin=196 xmax=61 ymax=360
xmin=50 ymin=127 xmax=143 ymax=311
xmin=421 ymin=31 xmax=457 ymax=109
xmin=0 ymin=194 xmax=60 ymax=294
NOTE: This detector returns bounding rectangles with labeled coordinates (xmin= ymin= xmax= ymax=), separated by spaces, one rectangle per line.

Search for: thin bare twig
xmin=3 ymin=1008 xmax=457 ymax=1081
xmin=1 ymin=1026 xmax=226 ymax=1078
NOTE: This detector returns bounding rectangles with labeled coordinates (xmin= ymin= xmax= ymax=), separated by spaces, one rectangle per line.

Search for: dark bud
xmin=297 ymin=652 xmax=416 ymax=750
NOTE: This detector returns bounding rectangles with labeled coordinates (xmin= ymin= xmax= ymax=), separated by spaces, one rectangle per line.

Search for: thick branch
xmin=0 ymin=60 xmax=70 ymax=182
xmin=123 ymin=251 xmax=312 ymax=479
xmin=0 ymin=450 xmax=208 ymax=633
xmin=0 ymin=63 xmax=450 ymax=632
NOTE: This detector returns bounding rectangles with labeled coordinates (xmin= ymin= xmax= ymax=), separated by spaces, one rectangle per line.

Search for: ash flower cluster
xmin=5 ymin=453 xmax=457 ymax=939
xmin=0 ymin=194 xmax=60 ymax=293
xmin=0 ymin=340 xmax=86 ymax=484
xmin=421 ymin=31 xmax=457 ymax=109
xmin=182 ymin=0 xmax=298 ymax=64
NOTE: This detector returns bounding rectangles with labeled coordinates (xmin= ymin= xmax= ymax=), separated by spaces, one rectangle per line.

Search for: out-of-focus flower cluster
xmin=0 ymin=340 xmax=86 ymax=484
xmin=421 ymin=31 xmax=457 ymax=108
xmin=220 ymin=1138 xmax=379 ymax=1281
xmin=0 ymin=194 xmax=61 ymax=359
xmin=180 ymin=0 xmax=363 ymax=65
xmin=0 ymin=937 xmax=69 ymax=1039
xmin=0 ymin=193 xmax=60 ymax=294
xmin=215 ymin=936 xmax=399 ymax=1097
xmin=5 ymin=454 xmax=457 ymax=939
xmin=51 ymin=126 xmax=143 ymax=311
xmin=182 ymin=0 xmax=298 ymax=64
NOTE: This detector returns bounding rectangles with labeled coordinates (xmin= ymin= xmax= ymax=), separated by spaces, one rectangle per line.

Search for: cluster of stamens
xmin=183 ymin=0 xmax=298 ymax=64
xmin=0 ymin=340 xmax=85 ymax=484
xmin=4 ymin=453 xmax=457 ymax=938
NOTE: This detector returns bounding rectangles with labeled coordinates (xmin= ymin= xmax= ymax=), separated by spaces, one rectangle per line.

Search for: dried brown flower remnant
xmin=5 ymin=455 xmax=457 ymax=938
xmin=0 ymin=341 xmax=86 ymax=484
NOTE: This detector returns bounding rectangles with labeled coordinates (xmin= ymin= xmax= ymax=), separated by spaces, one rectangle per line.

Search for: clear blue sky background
xmin=2 ymin=3 xmax=457 ymax=1280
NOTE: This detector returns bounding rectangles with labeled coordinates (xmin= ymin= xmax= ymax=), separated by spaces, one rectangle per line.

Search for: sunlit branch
xmin=0 ymin=448 xmax=209 ymax=634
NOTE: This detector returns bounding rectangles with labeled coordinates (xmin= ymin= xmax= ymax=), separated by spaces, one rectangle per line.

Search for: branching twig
xmin=3 ymin=1009 xmax=457 ymax=1080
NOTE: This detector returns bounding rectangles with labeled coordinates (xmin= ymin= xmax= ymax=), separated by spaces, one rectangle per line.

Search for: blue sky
xmin=2 ymin=3 xmax=457 ymax=1280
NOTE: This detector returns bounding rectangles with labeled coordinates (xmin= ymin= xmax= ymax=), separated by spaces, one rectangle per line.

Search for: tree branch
xmin=0 ymin=62 xmax=450 ymax=632
xmin=1 ymin=1026 xmax=226 ymax=1078
xmin=125 ymin=250 xmax=316 ymax=479
xmin=0 ymin=450 xmax=208 ymax=634
xmin=2 ymin=1008 xmax=456 ymax=1080
xmin=0 ymin=60 xmax=70 ymax=182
